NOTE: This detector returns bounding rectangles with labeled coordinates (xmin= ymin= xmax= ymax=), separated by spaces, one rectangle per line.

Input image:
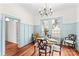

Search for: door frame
xmin=1 ymin=14 xmax=20 ymax=56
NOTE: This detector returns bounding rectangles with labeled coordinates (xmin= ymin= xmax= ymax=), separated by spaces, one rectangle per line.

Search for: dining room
xmin=0 ymin=3 xmax=79 ymax=56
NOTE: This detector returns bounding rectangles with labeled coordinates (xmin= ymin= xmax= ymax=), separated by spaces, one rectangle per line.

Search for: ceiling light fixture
xmin=39 ymin=4 xmax=53 ymax=17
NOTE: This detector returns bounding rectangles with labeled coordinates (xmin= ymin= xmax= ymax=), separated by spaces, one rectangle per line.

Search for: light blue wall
xmin=34 ymin=23 xmax=76 ymax=38
xmin=34 ymin=25 xmax=41 ymax=35
xmin=1 ymin=17 xmax=6 ymax=56
xmin=61 ymin=23 xmax=76 ymax=38
xmin=76 ymin=22 xmax=79 ymax=51
xmin=24 ymin=24 xmax=29 ymax=45
xmin=19 ymin=23 xmax=34 ymax=48
xmin=28 ymin=25 xmax=34 ymax=43
xmin=19 ymin=23 xmax=25 ymax=47
xmin=0 ymin=15 xmax=6 ymax=56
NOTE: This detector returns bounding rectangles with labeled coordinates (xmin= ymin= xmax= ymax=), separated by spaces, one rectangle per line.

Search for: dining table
xmin=36 ymin=37 xmax=57 ymax=44
xmin=36 ymin=37 xmax=58 ymax=54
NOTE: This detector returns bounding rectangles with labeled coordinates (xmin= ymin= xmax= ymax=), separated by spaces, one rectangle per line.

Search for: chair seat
xmin=52 ymin=45 xmax=60 ymax=51
xmin=39 ymin=47 xmax=50 ymax=53
xmin=34 ymin=42 xmax=38 ymax=47
xmin=64 ymin=40 xmax=74 ymax=44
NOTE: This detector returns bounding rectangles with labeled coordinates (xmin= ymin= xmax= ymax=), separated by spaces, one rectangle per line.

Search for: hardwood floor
xmin=14 ymin=43 xmax=79 ymax=56
xmin=5 ymin=41 xmax=18 ymax=56
xmin=15 ymin=43 xmax=34 ymax=56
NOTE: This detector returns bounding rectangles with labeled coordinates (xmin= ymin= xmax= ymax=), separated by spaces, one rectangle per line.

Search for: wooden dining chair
xmin=38 ymin=40 xmax=51 ymax=56
xmin=52 ymin=39 xmax=62 ymax=56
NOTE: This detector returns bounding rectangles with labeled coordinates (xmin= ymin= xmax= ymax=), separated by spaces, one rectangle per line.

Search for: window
xmin=52 ymin=20 xmax=60 ymax=37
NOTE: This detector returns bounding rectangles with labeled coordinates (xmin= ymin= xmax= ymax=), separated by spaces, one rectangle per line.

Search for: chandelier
xmin=39 ymin=4 xmax=53 ymax=16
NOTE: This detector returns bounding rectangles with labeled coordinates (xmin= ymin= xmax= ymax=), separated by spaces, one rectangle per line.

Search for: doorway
xmin=5 ymin=17 xmax=20 ymax=56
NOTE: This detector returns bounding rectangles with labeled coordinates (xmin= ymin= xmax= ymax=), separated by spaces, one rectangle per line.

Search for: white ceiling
xmin=19 ymin=3 xmax=77 ymax=16
xmin=0 ymin=3 xmax=77 ymax=16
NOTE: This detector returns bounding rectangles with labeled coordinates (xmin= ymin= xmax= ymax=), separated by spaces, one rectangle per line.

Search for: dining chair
xmin=32 ymin=32 xmax=39 ymax=53
xmin=64 ymin=34 xmax=76 ymax=48
xmin=38 ymin=40 xmax=51 ymax=56
xmin=51 ymin=39 xmax=62 ymax=56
